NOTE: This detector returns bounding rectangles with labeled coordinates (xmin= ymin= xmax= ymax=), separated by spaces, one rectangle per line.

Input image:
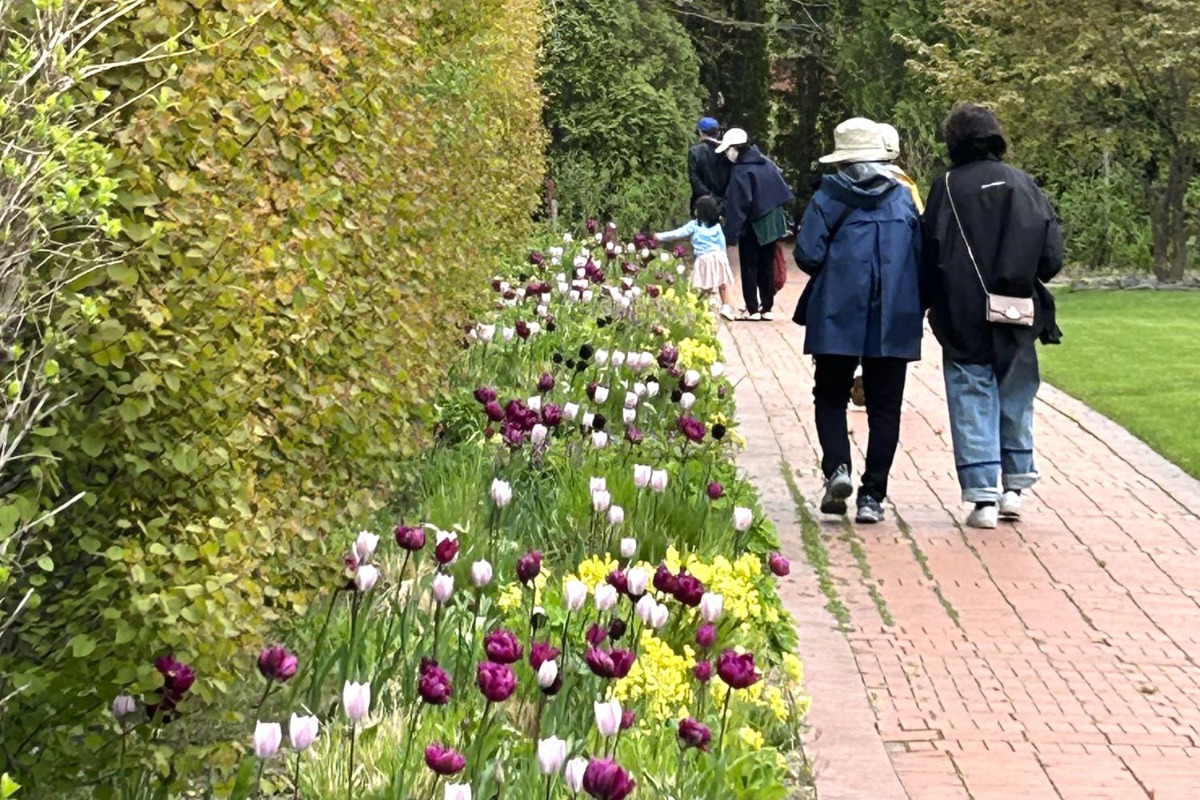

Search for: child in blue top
xmin=656 ymin=195 xmax=736 ymax=321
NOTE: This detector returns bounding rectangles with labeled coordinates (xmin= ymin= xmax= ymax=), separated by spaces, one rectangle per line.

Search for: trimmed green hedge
xmin=2 ymin=0 xmax=544 ymax=788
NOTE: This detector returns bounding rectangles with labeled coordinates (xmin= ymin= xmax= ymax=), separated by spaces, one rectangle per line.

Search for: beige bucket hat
xmin=818 ymin=118 xmax=890 ymax=164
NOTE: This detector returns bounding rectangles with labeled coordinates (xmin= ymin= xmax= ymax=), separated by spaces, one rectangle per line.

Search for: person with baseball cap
xmin=688 ymin=117 xmax=731 ymax=214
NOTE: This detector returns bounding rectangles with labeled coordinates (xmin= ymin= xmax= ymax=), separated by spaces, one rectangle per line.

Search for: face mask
xmin=725 ymin=148 xmax=739 ymax=163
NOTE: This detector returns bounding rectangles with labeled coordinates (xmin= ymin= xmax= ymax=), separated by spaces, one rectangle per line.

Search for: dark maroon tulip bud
xmin=418 ymin=659 xmax=453 ymax=705
xmin=537 ymin=373 xmax=556 ymax=393
xmin=769 ymin=553 xmax=791 ymax=577
xmin=516 ymin=550 xmax=543 ymax=584
xmin=542 ymin=403 xmax=564 ymax=427
xmin=586 ymin=382 xmax=599 ymax=401
xmin=516 ymin=320 xmax=531 ymax=340
xmin=484 ymin=401 xmax=505 ymax=422
xmin=395 ymin=524 xmax=427 ymax=551
xmin=693 ymin=661 xmax=713 ymax=683
xmin=529 ymin=251 xmax=545 ymax=266
xmin=257 ymin=645 xmax=299 ymax=684
xmin=718 ymin=385 xmax=728 ymax=399
xmin=553 ymin=352 xmax=564 ymax=365
xmin=476 ymin=662 xmax=517 ymax=702
xmin=672 ymin=244 xmax=687 ymax=259
xmin=695 ymin=623 xmax=717 ymax=649
xmin=483 ymin=426 xmax=495 ymax=439
xmin=546 ymin=320 xmax=557 ymax=333
xmin=504 ymin=290 xmax=517 ymax=301
xmin=583 ymin=759 xmax=635 ymax=800
xmin=492 ymin=278 xmax=503 ymax=292
xmin=585 ymin=623 xmax=608 ymax=647
xmin=707 ymin=481 xmax=725 ymax=500
xmin=585 ymin=647 xmax=636 ymax=679
xmin=678 ymin=416 xmax=707 ymax=443
xmin=592 ymin=413 xmax=608 ymax=433
xmin=649 ymin=235 xmax=661 ymax=250
xmin=624 ymin=427 xmax=644 ymax=445
xmin=502 ymin=424 xmax=527 ymax=449
xmin=529 ymin=641 xmax=560 ymax=671
xmin=608 ymin=617 xmax=627 ymax=641
xmin=646 ymin=284 xmax=661 ymax=298
xmin=606 ymin=570 xmax=629 ymax=596
xmin=712 ymin=424 xmax=727 ymax=441
xmin=621 ymin=709 xmax=636 ymax=730
xmin=425 ymin=743 xmax=466 ymax=775
xmin=657 ymin=346 xmax=679 ymax=370
xmin=670 ymin=389 xmax=683 ymax=403
xmin=673 ymin=572 xmax=705 ymax=607
xmin=484 ymin=629 xmax=523 ymax=665
xmin=678 ymin=718 xmax=711 ymax=750
xmin=474 ymin=386 xmax=498 ymax=405
xmin=653 ymin=563 xmax=679 ymax=595
xmin=154 ymin=654 xmax=196 ymax=701
xmin=586 ymin=219 xmax=599 ymax=233
xmin=434 ymin=535 xmax=459 ymax=565
xmin=717 ymin=649 xmax=762 ymax=690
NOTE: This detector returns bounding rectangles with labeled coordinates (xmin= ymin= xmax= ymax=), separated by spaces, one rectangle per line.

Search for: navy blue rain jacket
xmin=722 ymin=146 xmax=794 ymax=245
xmin=794 ymin=164 xmax=924 ymax=361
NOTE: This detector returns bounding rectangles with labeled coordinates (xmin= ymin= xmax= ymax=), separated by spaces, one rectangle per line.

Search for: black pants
xmin=739 ymin=226 xmax=776 ymax=314
xmin=813 ymin=355 xmax=909 ymax=501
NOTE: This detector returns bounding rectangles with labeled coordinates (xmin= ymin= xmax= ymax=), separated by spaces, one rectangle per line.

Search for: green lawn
xmin=1040 ymin=290 xmax=1200 ymax=478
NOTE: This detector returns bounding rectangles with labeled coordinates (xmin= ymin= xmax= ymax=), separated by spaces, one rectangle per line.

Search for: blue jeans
xmin=943 ymin=348 xmax=1041 ymax=503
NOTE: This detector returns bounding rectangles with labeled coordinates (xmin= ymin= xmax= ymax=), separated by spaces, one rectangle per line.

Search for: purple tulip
xmin=586 ymin=219 xmax=600 ymax=233
xmin=529 ymin=641 xmax=560 ymax=671
xmin=607 ymin=617 xmax=627 ymax=641
xmin=769 ymin=553 xmax=791 ymax=577
xmin=678 ymin=718 xmax=712 ymax=751
xmin=484 ymin=401 xmax=505 ymax=422
xmin=529 ymin=251 xmax=545 ymax=266
xmin=394 ymin=525 xmax=427 ymax=551
xmin=585 ymin=647 xmax=636 ymax=679
xmin=717 ymin=649 xmax=762 ymax=690
xmin=582 ymin=758 xmax=636 ymax=800
xmin=646 ymin=284 xmax=661 ymax=299
xmin=653 ymin=563 xmax=679 ymax=596
xmin=695 ymin=623 xmax=717 ymax=649
xmin=707 ymin=481 xmax=725 ymax=500
xmin=542 ymin=403 xmax=564 ymax=427
xmin=425 ymin=743 xmax=466 ymax=775
xmin=621 ymin=709 xmax=636 ymax=730
xmin=657 ymin=346 xmax=679 ymax=370
xmin=474 ymin=386 xmax=497 ymax=405
xmin=693 ymin=661 xmax=713 ymax=683
xmin=257 ymin=645 xmax=299 ymax=684
xmin=154 ymin=654 xmax=195 ymax=699
xmin=537 ymin=373 xmax=556 ymax=393
xmin=516 ymin=320 xmax=531 ymax=340
xmin=502 ymin=424 xmax=528 ymax=449
xmin=678 ymin=416 xmax=707 ymax=443
xmin=516 ymin=550 xmax=543 ymax=585
xmin=624 ymin=427 xmax=644 ymax=445
xmin=484 ymin=629 xmax=523 ymax=665
xmin=477 ymin=661 xmax=517 ymax=703
xmin=673 ymin=572 xmax=705 ymax=607
xmin=606 ymin=569 xmax=629 ymax=596
xmin=418 ymin=659 xmax=453 ymax=705
xmin=435 ymin=536 xmax=459 ymax=565
xmin=672 ymin=245 xmax=687 ymax=259
xmin=586 ymin=623 xmax=608 ymax=647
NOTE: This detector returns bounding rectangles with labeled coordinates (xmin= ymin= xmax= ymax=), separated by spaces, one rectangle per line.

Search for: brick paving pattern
xmin=724 ymin=277 xmax=1200 ymax=799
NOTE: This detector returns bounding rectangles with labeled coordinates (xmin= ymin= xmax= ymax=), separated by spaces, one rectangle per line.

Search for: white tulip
xmin=563 ymin=402 xmax=580 ymax=421
xmin=633 ymin=464 xmax=652 ymax=488
xmin=531 ymin=424 xmax=549 ymax=446
xmin=472 ymin=560 xmax=493 ymax=588
xmin=582 ymin=290 xmax=594 ymax=303
xmin=700 ymin=592 xmax=724 ymax=623
xmin=590 ymin=477 xmax=607 ymax=493
xmin=538 ymin=736 xmax=568 ymax=775
xmin=254 ymin=721 xmax=282 ymax=759
xmin=289 ymin=713 xmax=319 ymax=751
xmin=565 ymin=757 xmax=589 ymax=792
xmin=528 ymin=395 xmax=543 ymax=412
xmin=634 ymin=382 xmax=648 ymax=397
xmin=711 ymin=362 xmax=726 ymax=378
xmin=593 ymin=386 xmax=609 ymax=404
xmin=537 ymin=659 xmax=559 ymax=690
xmin=595 ymin=349 xmax=610 ymax=365
xmin=622 ymin=408 xmax=636 ymax=424
xmin=592 ymin=431 xmax=609 ymax=448
xmin=620 ymin=538 xmax=637 ymax=558
xmin=624 ymin=391 xmax=639 ymax=409
xmin=354 ymin=531 xmax=379 ymax=563
xmin=592 ymin=489 xmax=612 ymax=513
xmin=594 ymin=584 xmax=618 ymax=612
xmin=502 ymin=327 xmax=515 ymax=342
xmin=608 ymin=505 xmax=625 ymax=526
xmin=342 ymin=681 xmax=371 ymax=722
xmin=594 ymin=699 xmax=623 ymax=737
xmin=649 ymin=602 xmax=670 ymax=629
xmin=582 ymin=412 xmax=596 ymax=429
xmin=650 ymin=469 xmax=669 ymax=493
xmin=611 ymin=351 xmax=627 ymax=367
xmin=444 ymin=784 xmax=472 ymax=800
xmin=680 ymin=392 xmax=696 ymax=410
xmin=354 ymin=564 xmax=379 ymax=592
xmin=685 ymin=369 xmax=702 ymax=388
xmin=432 ymin=574 xmax=455 ymax=604
xmin=660 ymin=251 xmax=671 ymax=262
xmin=490 ymin=479 xmax=513 ymax=508
xmin=626 ymin=566 xmax=649 ymax=596
xmin=646 ymin=381 xmax=660 ymax=398
xmin=635 ymin=594 xmax=657 ymax=624
xmin=564 ymin=579 xmax=588 ymax=612
xmin=733 ymin=506 xmax=754 ymax=531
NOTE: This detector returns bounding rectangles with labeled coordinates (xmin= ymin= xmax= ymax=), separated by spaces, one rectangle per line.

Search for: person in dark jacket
xmin=688 ymin=117 xmax=731 ymax=213
xmin=794 ymin=117 xmax=923 ymax=524
xmin=921 ymin=103 xmax=1064 ymax=530
xmin=716 ymin=127 xmax=794 ymax=321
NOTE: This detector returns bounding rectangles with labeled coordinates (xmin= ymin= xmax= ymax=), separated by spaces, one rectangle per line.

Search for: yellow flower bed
xmin=613 ymin=629 xmax=697 ymax=720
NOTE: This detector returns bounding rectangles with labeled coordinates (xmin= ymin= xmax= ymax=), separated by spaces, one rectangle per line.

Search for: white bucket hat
xmin=878 ymin=123 xmax=901 ymax=160
xmin=714 ymin=127 xmax=749 ymax=154
xmin=818 ymin=118 xmax=890 ymax=164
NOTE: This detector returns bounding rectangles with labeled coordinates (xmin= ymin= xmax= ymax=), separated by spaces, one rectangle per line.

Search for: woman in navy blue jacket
xmin=794 ymin=118 xmax=924 ymax=524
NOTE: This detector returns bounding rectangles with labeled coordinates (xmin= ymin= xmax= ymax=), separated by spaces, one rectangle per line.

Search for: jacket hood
xmin=735 ymin=145 xmax=768 ymax=165
xmin=821 ymin=163 xmax=899 ymax=209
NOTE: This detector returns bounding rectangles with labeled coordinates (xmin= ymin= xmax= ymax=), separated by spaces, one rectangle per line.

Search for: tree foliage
xmin=683 ymin=0 xmax=773 ymax=138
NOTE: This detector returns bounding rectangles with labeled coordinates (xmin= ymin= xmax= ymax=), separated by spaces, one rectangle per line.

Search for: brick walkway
xmin=724 ymin=277 xmax=1200 ymax=800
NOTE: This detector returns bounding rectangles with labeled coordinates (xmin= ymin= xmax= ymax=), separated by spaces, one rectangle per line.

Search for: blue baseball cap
xmin=697 ymin=117 xmax=720 ymax=134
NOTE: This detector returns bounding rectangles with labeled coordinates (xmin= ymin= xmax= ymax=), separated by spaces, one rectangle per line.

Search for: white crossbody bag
xmin=944 ymin=172 xmax=1036 ymax=327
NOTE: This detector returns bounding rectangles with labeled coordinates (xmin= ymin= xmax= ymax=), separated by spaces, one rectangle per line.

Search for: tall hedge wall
xmin=1 ymin=0 xmax=544 ymax=787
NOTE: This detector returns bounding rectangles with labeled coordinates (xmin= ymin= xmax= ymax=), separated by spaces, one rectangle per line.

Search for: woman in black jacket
xmin=922 ymin=104 xmax=1065 ymax=530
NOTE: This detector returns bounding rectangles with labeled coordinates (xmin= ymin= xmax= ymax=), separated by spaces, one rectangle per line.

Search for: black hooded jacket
xmin=922 ymin=156 xmax=1065 ymax=367
xmin=688 ymin=140 xmax=731 ymax=209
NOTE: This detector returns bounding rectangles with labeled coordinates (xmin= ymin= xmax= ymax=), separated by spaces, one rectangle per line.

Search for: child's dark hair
xmin=695 ymin=195 xmax=720 ymax=226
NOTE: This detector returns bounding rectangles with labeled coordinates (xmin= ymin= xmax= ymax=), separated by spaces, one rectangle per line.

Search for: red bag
xmin=773 ymin=242 xmax=788 ymax=292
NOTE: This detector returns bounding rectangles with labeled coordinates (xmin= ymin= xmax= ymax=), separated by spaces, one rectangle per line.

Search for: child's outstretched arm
xmin=654 ymin=220 xmax=696 ymax=242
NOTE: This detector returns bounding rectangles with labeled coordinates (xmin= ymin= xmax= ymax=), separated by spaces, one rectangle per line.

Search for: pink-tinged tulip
xmin=625 ymin=568 xmax=648 ymax=599
xmin=444 ymin=785 xmax=472 ymax=800
xmin=624 ymin=426 xmax=644 ymax=445
xmin=650 ymin=469 xmax=669 ymax=493
xmin=254 ymin=721 xmax=282 ymax=759
xmin=342 ymin=681 xmax=371 ymax=721
xmin=624 ymin=391 xmax=639 ymax=409
xmin=527 ymin=395 xmax=543 ymax=412
xmin=537 ymin=659 xmax=559 ymax=690
xmin=565 ymin=579 xmax=588 ymax=612
xmin=484 ymin=400 xmax=505 ymax=422
xmin=649 ymin=602 xmax=669 ymax=629
xmin=673 ymin=573 xmax=705 ymax=607
xmin=531 ymin=424 xmax=549 ymax=446
xmin=582 ymin=758 xmax=636 ymax=800
xmin=354 ymin=564 xmax=379 ymax=592
xmin=289 ymin=713 xmax=319 ymax=751
xmin=593 ymin=699 xmax=622 ymax=737
xmin=678 ymin=416 xmax=707 ymax=442
xmin=653 ymin=563 xmax=679 ymax=595
xmin=707 ymin=481 xmax=725 ymax=500
xmin=694 ymin=660 xmax=713 ymax=683
xmin=434 ymin=530 xmax=459 ymax=565
xmin=472 ymin=560 xmax=493 ymax=588
xmin=635 ymin=594 xmax=657 ymax=624
xmin=585 ymin=647 xmax=635 ymax=679
xmin=112 ymin=695 xmax=136 ymax=720
xmin=621 ymin=408 xmax=636 ymax=425
xmin=620 ymin=537 xmax=637 ymax=558
xmin=529 ymin=641 xmax=561 ymax=671
xmin=257 ymin=645 xmax=299 ymax=684
xmin=537 ymin=736 xmax=568 ymax=775
xmin=418 ymin=660 xmax=453 ymax=705
xmin=592 ymin=431 xmax=609 ymax=449
xmin=592 ymin=489 xmax=611 ymax=513
xmin=563 ymin=402 xmax=580 ymax=421
xmin=607 ymin=505 xmax=624 ymax=526
xmin=679 ymin=392 xmax=696 ymax=411
xmin=354 ymin=531 xmax=380 ymax=563
xmin=565 ymin=758 xmax=589 ymax=792
xmin=476 ymin=662 xmax=517 ymax=702
xmin=699 ymin=592 xmax=724 ymax=623
xmin=484 ymin=629 xmax=523 ymax=665
xmin=516 ymin=550 xmax=543 ymax=584
xmin=696 ymin=622 xmax=718 ymax=649
xmin=733 ymin=507 xmax=753 ymax=532
xmin=612 ymin=351 xmax=627 ymax=367
xmin=678 ymin=718 xmax=712 ymax=751
xmin=432 ymin=574 xmax=454 ymax=604
xmin=717 ymin=649 xmax=762 ymax=690
xmin=425 ymin=743 xmax=467 ymax=775
xmin=769 ymin=552 xmax=791 ymax=577
xmin=395 ymin=524 xmax=427 ymax=551
xmin=490 ymin=479 xmax=513 ymax=508
xmin=594 ymin=584 xmax=618 ymax=612
xmin=632 ymin=464 xmax=651 ymax=488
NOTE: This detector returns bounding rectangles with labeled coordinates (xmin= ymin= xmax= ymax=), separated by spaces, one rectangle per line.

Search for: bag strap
xmin=944 ymin=171 xmax=989 ymax=296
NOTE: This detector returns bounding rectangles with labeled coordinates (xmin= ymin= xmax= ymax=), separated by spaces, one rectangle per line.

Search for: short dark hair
xmin=694 ymin=195 xmax=720 ymax=226
xmin=942 ymin=103 xmax=1008 ymax=165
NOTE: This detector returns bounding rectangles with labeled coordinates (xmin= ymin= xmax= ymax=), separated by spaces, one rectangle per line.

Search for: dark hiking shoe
xmin=820 ymin=465 xmax=853 ymax=516
xmin=855 ymin=495 xmax=885 ymax=524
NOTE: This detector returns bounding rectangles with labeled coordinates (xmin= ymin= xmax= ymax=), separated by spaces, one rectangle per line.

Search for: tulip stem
xmin=471 ymin=702 xmax=494 ymax=788
xmin=543 ymin=774 xmax=553 ymax=800
xmin=253 ymin=759 xmax=266 ymax=798
xmin=347 ymin=725 xmax=357 ymax=800
xmin=253 ymin=682 xmax=274 ymax=723
xmin=717 ymin=689 xmax=734 ymax=755
xmin=432 ymin=600 xmax=444 ymax=662
xmin=292 ymin=750 xmax=302 ymax=800
xmin=397 ymin=705 xmax=423 ymax=800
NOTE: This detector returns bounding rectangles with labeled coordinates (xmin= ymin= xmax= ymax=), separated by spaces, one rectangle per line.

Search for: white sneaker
xmin=999 ymin=492 xmax=1022 ymax=520
xmin=966 ymin=505 xmax=999 ymax=530
xmin=748 ymin=312 xmax=762 ymax=321
xmin=719 ymin=305 xmax=735 ymax=321
xmin=761 ymin=311 xmax=774 ymax=321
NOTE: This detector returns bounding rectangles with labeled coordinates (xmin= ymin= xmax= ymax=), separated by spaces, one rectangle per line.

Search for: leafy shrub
xmin=0 ymin=0 xmax=545 ymax=790
xmin=542 ymin=0 xmax=704 ymax=230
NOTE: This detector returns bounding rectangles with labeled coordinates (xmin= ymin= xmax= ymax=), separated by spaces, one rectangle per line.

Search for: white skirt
xmin=691 ymin=250 xmax=735 ymax=292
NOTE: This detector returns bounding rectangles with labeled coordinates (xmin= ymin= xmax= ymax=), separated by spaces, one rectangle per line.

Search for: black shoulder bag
xmin=792 ymin=204 xmax=856 ymax=327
